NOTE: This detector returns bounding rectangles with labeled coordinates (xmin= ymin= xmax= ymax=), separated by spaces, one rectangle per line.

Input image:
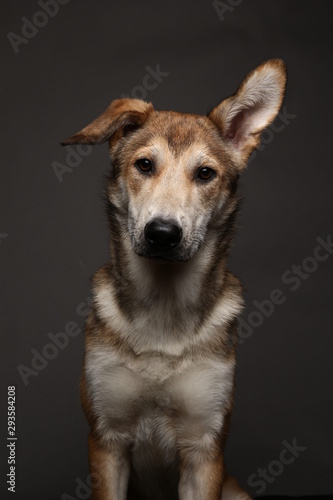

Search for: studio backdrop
xmin=1 ymin=1 xmax=332 ymax=499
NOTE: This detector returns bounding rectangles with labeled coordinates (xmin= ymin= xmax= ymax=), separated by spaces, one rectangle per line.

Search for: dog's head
xmin=63 ymin=60 xmax=286 ymax=262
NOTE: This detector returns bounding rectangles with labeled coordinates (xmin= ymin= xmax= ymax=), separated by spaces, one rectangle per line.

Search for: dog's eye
xmin=135 ymin=158 xmax=153 ymax=174
xmin=196 ymin=167 xmax=216 ymax=182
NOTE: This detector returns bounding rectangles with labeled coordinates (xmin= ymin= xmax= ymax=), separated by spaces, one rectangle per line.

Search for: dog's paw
xmin=221 ymin=475 xmax=252 ymax=500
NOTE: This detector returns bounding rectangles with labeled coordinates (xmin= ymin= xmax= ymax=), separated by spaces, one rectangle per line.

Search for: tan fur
xmin=63 ymin=59 xmax=287 ymax=499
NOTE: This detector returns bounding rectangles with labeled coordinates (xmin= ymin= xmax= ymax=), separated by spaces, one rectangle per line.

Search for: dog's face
xmin=109 ymin=112 xmax=239 ymax=261
xmin=63 ymin=60 xmax=286 ymax=262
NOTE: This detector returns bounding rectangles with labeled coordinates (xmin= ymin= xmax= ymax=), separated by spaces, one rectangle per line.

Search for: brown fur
xmin=63 ymin=59 xmax=286 ymax=499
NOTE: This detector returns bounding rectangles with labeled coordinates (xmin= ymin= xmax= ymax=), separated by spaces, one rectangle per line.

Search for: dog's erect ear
xmin=208 ymin=59 xmax=287 ymax=168
xmin=61 ymin=98 xmax=154 ymax=146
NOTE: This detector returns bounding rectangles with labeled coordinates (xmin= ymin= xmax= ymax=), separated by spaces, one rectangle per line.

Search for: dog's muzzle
xmin=144 ymin=218 xmax=183 ymax=252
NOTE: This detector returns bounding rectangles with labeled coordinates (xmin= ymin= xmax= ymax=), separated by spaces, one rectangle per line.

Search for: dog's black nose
xmin=144 ymin=218 xmax=183 ymax=250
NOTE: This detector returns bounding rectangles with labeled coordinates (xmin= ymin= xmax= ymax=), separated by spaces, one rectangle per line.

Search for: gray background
xmin=1 ymin=0 xmax=332 ymax=498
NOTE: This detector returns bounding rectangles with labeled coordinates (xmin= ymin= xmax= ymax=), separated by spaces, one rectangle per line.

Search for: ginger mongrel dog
xmin=63 ymin=59 xmax=286 ymax=499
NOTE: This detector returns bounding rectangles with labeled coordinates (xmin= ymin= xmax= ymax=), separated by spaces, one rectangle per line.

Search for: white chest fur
xmin=88 ymin=262 xmax=242 ymax=463
xmin=86 ymin=347 xmax=235 ymax=462
xmin=94 ymin=270 xmax=243 ymax=357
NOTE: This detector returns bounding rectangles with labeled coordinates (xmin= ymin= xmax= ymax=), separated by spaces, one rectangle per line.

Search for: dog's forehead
xmin=144 ymin=111 xmax=222 ymax=157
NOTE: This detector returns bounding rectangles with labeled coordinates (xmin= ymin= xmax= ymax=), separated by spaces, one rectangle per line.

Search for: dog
xmin=62 ymin=59 xmax=286 ymax=499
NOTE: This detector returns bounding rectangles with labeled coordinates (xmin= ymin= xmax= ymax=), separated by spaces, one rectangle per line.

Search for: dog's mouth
xmin=132 ymin=240 xmax=194 ymax=263
xmin=136 ymin=249 xmax=190 ymax=263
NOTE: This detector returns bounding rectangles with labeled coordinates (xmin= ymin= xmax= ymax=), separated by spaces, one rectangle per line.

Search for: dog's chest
xmin=86 ymin=349 xmax=234 ymax=452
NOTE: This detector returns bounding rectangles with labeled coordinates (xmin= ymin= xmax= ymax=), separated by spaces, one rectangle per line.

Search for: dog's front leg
xmin=178 ymin=452 xmax=224 ymax=500
xmin=88 ymin=433 xmax=130 ymax=500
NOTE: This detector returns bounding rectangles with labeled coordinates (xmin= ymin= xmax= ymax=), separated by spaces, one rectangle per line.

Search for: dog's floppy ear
xmin=208 ymin=59 xmax=287 ymax=168
xmin=61 ymin=98 xmax=153 ymax=145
